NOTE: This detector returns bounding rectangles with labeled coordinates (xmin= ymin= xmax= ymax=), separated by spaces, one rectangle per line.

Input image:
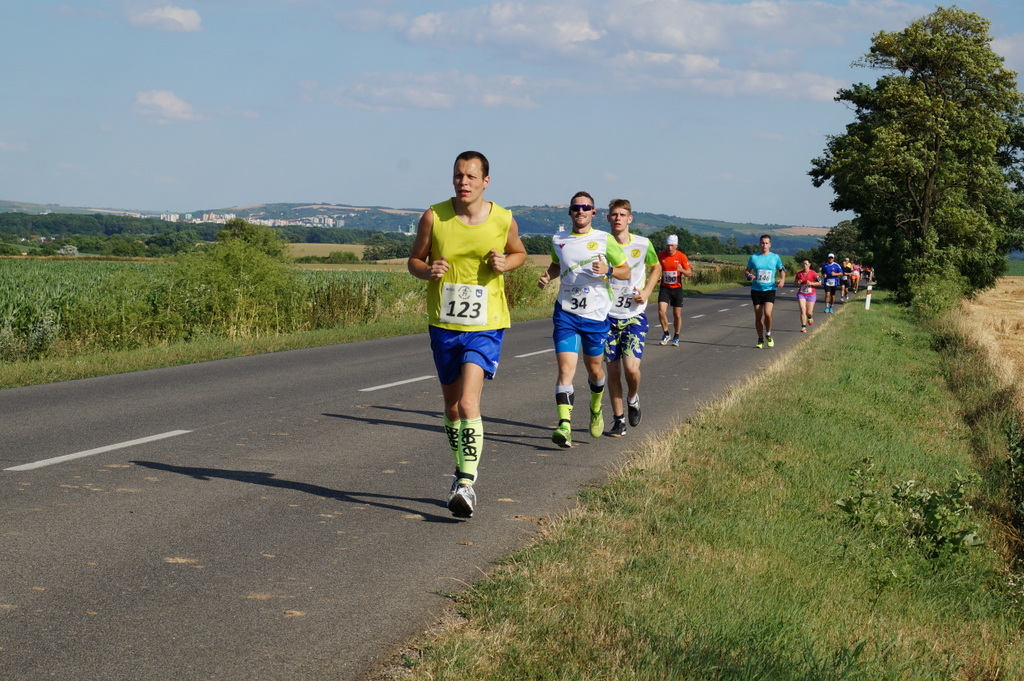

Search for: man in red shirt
xmin=656 ymin=234 xmax=692 ymax=346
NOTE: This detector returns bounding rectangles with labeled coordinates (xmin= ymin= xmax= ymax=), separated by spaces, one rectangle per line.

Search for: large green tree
xmin=810 ymin=6 xmax=1024 ymax=310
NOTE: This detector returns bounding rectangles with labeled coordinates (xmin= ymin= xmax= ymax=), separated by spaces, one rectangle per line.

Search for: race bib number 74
xmin=440 ymin=284 xmax=488 ymax=326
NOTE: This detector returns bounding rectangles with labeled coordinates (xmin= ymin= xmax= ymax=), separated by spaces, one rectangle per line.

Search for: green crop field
xmin=0 ymin=257 xmax=425 ymax=361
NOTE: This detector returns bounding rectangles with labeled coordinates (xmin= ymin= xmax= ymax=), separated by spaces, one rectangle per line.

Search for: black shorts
xmin=750 ymin=289 xmax=777 ymax=306
xmin=658 ymin=286 xmax=684 ymax=308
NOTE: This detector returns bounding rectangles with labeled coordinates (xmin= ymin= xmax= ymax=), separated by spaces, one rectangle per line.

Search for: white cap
xmin=666 ymin=234 xmax=679 ymax=245
xmin=827 ymin=253 xmax=835 ymax=258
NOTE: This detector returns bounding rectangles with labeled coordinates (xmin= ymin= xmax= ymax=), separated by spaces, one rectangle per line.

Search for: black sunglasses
xmin=569 ymin=205 xmax=594 ymax=213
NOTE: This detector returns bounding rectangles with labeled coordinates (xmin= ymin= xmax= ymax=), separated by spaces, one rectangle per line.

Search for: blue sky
xmin=2 ymin=1 xmax=1022 ymax=227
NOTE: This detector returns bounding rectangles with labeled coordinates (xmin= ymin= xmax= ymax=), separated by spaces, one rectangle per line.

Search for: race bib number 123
xmin=440 ymin=284 xmax=487 ymax=325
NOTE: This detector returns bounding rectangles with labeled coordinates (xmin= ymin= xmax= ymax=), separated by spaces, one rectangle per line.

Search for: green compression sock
xmin=556 ymin=387 xmax=574 ymax=425
xmin=444 ymin=415 xmax=461 ymax=472
xmin=589 ymin=380 xmax=605 ymax=412
xmin=458 ymin=417 xmax=483 ymax=484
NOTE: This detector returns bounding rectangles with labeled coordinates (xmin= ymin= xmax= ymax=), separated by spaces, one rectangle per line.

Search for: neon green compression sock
xmin=443 ymin=414 xmax=461 ymax=472
xmin=589 ymin=379 xmax=605 ymax=413
xmin=556 ymin=386 xmax=574 ymax=425
xmin=458 ymin=417 xmax=483 ymax=484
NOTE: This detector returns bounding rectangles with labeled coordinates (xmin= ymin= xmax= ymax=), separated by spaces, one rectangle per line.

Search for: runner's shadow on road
xmin=320 ymin=412 xmax=439 ymax=434
xmin=367 ymin=405 xmax=547 ymax=433
xmin=324 ymin=407 xmax=551 ymax=444
xmin=369 ymin=406 xmax=564 ymax=449
xmin=131 ymin=460 xmax=457 ymax=523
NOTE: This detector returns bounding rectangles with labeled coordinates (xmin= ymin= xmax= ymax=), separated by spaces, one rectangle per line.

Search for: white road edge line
xmin=515 ymin=349 xmax=554 ymax=358
xmin=359 ymin=375 xmax=435 ymax=392
xmin=690 ymin=314 xmax=706 ymax=319
xmin=5 ymin=430 xmax=193 ymax=472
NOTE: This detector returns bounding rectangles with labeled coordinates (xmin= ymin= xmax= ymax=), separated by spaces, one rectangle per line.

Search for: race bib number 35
xmin=440 ymin=284 xmax=488 ymax=326
xmin=611 ymin=285 xmax=636 ymax=313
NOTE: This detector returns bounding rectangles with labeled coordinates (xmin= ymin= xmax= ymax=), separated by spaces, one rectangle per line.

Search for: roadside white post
xmin=865 ymin=283 xmax=873 ymax=310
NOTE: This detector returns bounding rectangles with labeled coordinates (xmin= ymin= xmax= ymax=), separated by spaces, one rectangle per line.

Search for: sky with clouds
xmin=2 ymin=1 xmax=1022 ymax=227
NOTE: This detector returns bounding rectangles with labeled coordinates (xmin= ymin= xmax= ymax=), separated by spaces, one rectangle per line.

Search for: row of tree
xmin=0 ymin=212 xmax=398 ymax=251
xmin=2 ymin=216 xmax=754 ymax=261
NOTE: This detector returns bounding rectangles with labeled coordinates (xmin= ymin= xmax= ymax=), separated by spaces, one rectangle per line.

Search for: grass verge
xmin=382 ymin=291 xmax=1024 ymax=681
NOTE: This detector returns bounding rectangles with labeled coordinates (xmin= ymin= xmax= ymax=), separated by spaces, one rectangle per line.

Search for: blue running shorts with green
xmin=429 ymin=326 xmax=505 ymax=385
xmin=605 ymin=313 xmax=649 ymax=362
xmin=552 ymin=305 xmax=611 ymax=357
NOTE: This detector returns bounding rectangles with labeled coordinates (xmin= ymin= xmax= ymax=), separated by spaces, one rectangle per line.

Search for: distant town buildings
xmin=157 ymin=212 xmax=346 ymax=228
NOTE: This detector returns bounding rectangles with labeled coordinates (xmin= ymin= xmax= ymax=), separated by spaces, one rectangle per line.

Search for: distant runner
xmin=794 ymin=259 xmax=819 ymax=333
xmin=820 ymin=253 xmax=842 ymax=314
xmin=656 ymin=234 xmax=692 ymax=346
xmin=745 ymin=234 xmax=786 ymax=348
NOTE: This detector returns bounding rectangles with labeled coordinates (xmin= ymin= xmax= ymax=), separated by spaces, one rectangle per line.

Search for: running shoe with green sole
xmin=552 ymin=422 xmax=573 ymax=448
xmin=589 ymin=409 xmax=603 ymax=438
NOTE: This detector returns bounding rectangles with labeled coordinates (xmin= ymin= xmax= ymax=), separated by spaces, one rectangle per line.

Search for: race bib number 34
xmin=440 ymin=284 xmax=488 ymax=326
xmin=560 ymin=285 xmax=594 ymax=314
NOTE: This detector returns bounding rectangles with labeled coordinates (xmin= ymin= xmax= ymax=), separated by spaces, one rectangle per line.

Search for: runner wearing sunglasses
xmin=538 ymin=192 xmax=630 ymax=448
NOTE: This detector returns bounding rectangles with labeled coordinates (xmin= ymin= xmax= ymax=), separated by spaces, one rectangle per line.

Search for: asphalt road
xmin=0 ymin=286 xmax=835 ymax=680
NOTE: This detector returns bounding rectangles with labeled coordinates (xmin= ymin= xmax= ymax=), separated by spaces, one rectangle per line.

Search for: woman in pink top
xmin=794 ymin=260 xmax=819 ymax=332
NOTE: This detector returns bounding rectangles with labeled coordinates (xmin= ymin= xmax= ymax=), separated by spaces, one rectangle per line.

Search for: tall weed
xmin=689 ymin=263 xmax=747 ymax=286
xmin=0 ymin=255 xmax=423 ymax=360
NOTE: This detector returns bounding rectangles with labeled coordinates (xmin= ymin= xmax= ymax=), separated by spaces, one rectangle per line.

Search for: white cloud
xmin=0 ymin=138 xmax=28 ymax=152
xmin=992 ymin=35 xmax=1024 ymax=74
xmin=334 ymin=8 xmax=410 ymax=32
xmin=319 ymin=71 xmax=565 ymax=112
xmin=128 ymin=5 xmax=202 ymax=32
xmin=133 ymin=90 xmax=205 ymax=123
xmin=326 ymin=0 xmax=929 ymax=107
xmin=401 ymin=3 xmax=606 ymax=58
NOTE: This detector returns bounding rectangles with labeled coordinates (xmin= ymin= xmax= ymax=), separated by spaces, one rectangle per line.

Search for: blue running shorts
xmin=552 ymin=305 xmax=610 ymax=357
xmin=429 ymin=326 xmax=505 ymax=385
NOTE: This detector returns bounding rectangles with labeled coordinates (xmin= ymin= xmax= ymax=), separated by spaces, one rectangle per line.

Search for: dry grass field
xmin=961 ymin=277 xmax=1024 ymax=407
xmin=285 ymin=243 xmax=364 ymax=258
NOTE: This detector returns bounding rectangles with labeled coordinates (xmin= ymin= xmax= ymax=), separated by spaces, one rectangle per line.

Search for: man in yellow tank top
xmin=408 ymin=151 xmax=527 ymax=519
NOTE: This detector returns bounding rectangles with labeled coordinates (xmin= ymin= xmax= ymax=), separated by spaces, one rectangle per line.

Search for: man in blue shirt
xmin=745 ymin=234 xmax=786 ymax=348
xmin=820 ymin=253 xmax=843 ymax=313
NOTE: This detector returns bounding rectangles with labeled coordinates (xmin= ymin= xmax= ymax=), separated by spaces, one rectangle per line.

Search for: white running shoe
xmin=447 ymin=483 xmax=476 ymax=518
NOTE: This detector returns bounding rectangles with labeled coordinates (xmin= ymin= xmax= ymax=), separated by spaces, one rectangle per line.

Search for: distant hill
xmin=1 ymin=199 xmax=830 ymax=252
xmin=0 ymin=199 xmax=163 ymax=217
xmin=509 ymin=205 xmax=828 ymax=252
